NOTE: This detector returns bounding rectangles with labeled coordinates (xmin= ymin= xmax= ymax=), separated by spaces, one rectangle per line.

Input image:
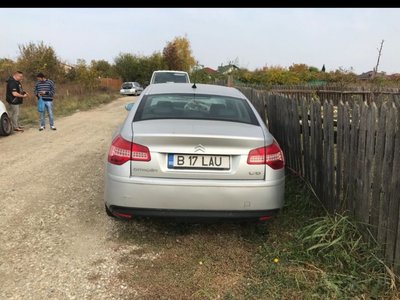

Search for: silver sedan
xmin=120 ymin=82 xmax=143 ymax=96
xmin=105 ymin=83 xmax=285 ymax=221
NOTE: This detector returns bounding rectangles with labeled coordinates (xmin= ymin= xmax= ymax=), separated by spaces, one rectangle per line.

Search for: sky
xmin=1 ymin=8 xmax=400 ymax=74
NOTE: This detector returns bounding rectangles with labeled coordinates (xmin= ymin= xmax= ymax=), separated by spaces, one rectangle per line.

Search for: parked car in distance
xmin=120 ymin=82 xmax=143 ymax=96
xmin=0 ymin=100 xmax=12 ymax=136
xmin=150 ymin=70 xmax=191 ymax=84
xmin=105 ymin=83 xmax=285 ymax=222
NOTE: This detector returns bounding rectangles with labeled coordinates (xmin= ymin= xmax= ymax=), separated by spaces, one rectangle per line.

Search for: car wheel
xmin=105 ymin=204 xmax=116 ymax=218
xmin=0 ymin=113 xmax=12 ymax=136
xmin=254 ymin=221 xmax=269 ymax=235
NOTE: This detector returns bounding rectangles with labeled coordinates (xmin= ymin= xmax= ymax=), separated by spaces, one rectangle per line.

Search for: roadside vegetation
xmin=228 ymin=174 xmax=399 ymax=299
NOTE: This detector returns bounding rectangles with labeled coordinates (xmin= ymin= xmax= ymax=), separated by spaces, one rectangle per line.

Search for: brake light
xmin=113 ymin=212 xmax=132 ymax=219
xmin=131 ymin=143 xmax=151 ymax=161
xmin=247 ymin=141 xmax=285 ymax=170
xmin=108 ymin=135 xmax=151 ymax=165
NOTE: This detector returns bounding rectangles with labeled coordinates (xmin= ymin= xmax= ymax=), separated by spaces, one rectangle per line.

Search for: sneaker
xmin=39 ymin=127 xmax=44 ymax=131
xmin=50 ymin=126 xmax=57 ymax=130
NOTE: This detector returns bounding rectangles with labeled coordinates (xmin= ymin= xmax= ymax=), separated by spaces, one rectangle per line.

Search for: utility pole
xmin=373 ymin=40 xmax=384 ymax=78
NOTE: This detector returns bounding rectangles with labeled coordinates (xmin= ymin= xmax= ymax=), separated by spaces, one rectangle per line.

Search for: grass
xmin=228 ymin=174 xmax=399 ymax=299
xmin=18 ymin=91 xmax=119 ymax=127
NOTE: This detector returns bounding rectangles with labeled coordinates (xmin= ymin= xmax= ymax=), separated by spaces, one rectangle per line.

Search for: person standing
xmin=5 ymin=71 xmax=29 ymax=132
xmin=34 ymin=72 xmax=56 ymax=131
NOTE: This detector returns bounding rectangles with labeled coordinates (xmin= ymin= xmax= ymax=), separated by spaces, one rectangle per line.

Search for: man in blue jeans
xmin=34 ymin=72 xmax=56 ymax=131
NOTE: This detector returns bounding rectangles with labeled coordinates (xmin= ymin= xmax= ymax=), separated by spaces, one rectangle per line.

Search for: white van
xmin=150 ymin=70 xmax=191 ymax=84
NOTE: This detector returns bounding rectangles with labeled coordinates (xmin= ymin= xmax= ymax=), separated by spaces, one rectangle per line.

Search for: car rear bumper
xmin=105 ymin=173 xmax=285 ymax=215
xmin=120 ymin=91 xmax=134 ymax=95
xmin=108 ymin=205 xmax=279 ymax=220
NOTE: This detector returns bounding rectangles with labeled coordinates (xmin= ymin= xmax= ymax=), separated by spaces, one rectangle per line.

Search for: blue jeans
xmin=40 ymin=101 xmax=54 ymax=127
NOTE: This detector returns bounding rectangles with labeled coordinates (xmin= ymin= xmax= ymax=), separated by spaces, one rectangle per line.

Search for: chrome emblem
xmin=194 ymin=144 xmax=205 ymax=153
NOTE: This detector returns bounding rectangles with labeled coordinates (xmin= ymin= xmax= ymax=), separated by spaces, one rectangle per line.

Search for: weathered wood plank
xmin=314 ymin=100 xmax=323 ymax=201
xmin=327 ymin=101 xmax=335 ymax=212
xmin=383 ymin=103 xmax=399 ymax=263
xmin=323 ymin=100 xmax=330 ymax=209
xmin=377 ymin=103 xmax=396 ymax=247
xmin=363 ymin=103 xmax=378 ymax=225
xmin=392 ymin=104 xmax=400 ymax=271
xmin=291 ymin=98 xmax=302 ymax=174
xmin=356 ymin=102 xmax=368 ymax=223
xmin=336 ymin=101 xmax=344 ymax=211
xmin=309 ymin=99 xmax=317 ymax=188
xmin=348 ymin=103 xmax=360 ymax=215
xmin=341 ymin=102 xmax=352 ymax=211
xmin=301 ymin=96 xmax=311 ymax=182
xmin=370 ymin=104 xmax=387 ymax=239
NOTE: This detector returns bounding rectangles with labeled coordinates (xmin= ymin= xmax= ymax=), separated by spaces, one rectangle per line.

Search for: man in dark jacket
xmin=34 ymin=72 xmax=56 ymax=131
xmin=6 ymin=71 xmax=29 ymax=132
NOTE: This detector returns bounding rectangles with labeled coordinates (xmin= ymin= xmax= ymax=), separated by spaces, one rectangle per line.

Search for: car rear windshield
xmin=133 ymin=94 xmax=259 ymax=125
xmin=153 ymin=73 xmax=188 ymax=83
xmin=122 ymin=83 xmax=133 ymax=89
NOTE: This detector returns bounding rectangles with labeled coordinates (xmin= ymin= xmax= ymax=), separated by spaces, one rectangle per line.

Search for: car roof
xmin=144 ymin=83 xmax=245 ymax=98
xmin=152 ymin=70 xmax=188 ymax=74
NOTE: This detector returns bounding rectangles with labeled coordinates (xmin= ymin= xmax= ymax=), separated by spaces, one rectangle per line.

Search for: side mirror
xmin=125 ymin=102 xmax=135 ymax=111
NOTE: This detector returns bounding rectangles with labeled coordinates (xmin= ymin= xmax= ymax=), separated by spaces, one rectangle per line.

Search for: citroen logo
xmin=194 ymin=144 xmax=205 ymax=153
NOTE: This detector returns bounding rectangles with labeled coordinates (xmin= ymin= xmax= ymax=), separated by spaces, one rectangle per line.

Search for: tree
xmin=74 ymin=59 xmax=99 ymax=91
xmin=321 ymin=64 xmax=326 ymax=72
xmin=162 ymin=36 xmax=196 ymax=72
xmin=114 ymin=52 xmax=166 ymax=84
xmin=17 ymin=42 xmax=63 ymax=80
xmin=0 ymin=58 xmax=16 ymax=80
xmin=114 ymin=53 xmax=140 ymax=82
xmin=90 ymin=59 xmax=116 ymax=78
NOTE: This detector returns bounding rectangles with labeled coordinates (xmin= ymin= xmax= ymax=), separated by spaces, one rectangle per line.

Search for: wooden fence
xmin=239 ymin=87 xmax=400 ymax=271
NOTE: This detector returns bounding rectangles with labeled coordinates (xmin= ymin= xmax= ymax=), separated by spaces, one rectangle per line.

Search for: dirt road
xmin=0 ymin=97 xmax=138 ymax=299
xmin=0 ymin=97 xmax=259 ymax=299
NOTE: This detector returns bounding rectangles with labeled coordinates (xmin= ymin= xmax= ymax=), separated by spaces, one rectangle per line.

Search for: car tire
xmin=105 ymin=204 xmax=116 ymax=218
xmin=254 ymin=221 xmax=269 ymax=235
xmin=0 ymin=113 xmax=12 ymax=136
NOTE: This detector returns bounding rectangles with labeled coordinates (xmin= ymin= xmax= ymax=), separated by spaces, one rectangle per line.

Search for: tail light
xmin=247 ymin=141 xmax=285 ymax=170
xmin=108 ymin=135 xmax=151 ymax=165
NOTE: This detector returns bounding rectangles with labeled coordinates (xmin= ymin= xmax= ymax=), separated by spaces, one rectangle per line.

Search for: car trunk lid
xmin=130 ymin=119 xmax=269 ymax=180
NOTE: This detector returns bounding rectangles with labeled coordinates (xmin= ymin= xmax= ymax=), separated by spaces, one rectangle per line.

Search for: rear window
xmin=122 ymin=83 xmax=133 ymax=89
xmin=153 ymin=73 xmax=188 ymax=83
xmin=133 ymin=94 xmax=259 ymax=125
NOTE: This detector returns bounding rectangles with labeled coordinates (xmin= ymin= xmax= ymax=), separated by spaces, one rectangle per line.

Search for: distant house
xmin=60 ymin=62 xmax=74 ymax=73
xmin=358 ymin=70 xmax=386 ymax=80
xmin=202 ymin=67 xmax=217 ymax=75
xmin=388 ymin=73 xmax=400 ymax=81
xmin=217 ymin=64 xmax=239 ymax=75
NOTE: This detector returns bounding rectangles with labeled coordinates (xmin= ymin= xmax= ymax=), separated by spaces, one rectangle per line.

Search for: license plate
xmin=168 ymin=154 xmax=230 ymax=170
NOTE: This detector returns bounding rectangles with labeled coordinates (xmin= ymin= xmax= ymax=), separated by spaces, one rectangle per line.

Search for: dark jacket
xmin=6 ymin=76 xmax=24 ymax=105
